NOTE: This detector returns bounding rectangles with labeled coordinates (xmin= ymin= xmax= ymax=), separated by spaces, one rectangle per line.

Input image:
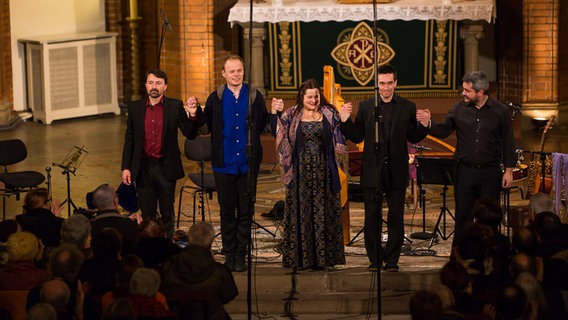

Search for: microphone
xmin=161 ymin=9 xmax=172 ymax=32
xmin=505 ymin=100 xmax=522 ymax=120
xmin=45 ymin=166 xmax=51 ymax=173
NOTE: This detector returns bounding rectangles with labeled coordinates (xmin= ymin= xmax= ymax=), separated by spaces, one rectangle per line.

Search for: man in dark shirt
xmin=418 ymin=71 xmax=516 ymax=247
xmin=340 ymin=64 xmax=430 ymax=271
xmin=121 ymin=69 xmax=197 ymax=239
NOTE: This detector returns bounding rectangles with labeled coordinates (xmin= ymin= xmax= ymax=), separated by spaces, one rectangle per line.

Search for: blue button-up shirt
xmin=213 ymin=85 xmax=249 ymax=174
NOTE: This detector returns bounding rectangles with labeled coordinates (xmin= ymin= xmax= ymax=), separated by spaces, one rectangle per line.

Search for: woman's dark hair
xmin=294 ymin=79 xmax=330 ymax=113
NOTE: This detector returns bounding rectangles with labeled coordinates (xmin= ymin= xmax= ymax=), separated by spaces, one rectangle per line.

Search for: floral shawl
xmin=275 ymin=104 xmax=349 ymax=190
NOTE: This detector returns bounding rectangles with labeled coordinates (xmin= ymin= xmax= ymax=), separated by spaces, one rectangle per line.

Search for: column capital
xmin=459 ymin=23 xmax=484 ymax=43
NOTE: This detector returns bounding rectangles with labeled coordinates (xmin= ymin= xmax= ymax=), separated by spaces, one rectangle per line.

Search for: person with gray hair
xmin=27 ymin=302 xmax=57 ymax=320
xmin=128 ymin=268 xmax=175 ymax=319
xmin=90 ymin=184 xmax=138 ymax=255
xmin=25 ymin=243 xmax=91 ymax=319
xmin=418 ymin=70 xmax=516 ymax=247
xmin=40 ymin=279 xmax=71 ymax=315
xmin=529 ymin=192 xmax=555 ymax=220
xmin=60 ymin=214 xmax=92 ymax=254
xmin=161 ymin=221 xmax=238 ymax=319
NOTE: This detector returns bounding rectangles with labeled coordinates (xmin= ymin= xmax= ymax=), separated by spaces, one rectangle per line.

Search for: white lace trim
xmin=228 ymin=0 xmax=495 ymax=26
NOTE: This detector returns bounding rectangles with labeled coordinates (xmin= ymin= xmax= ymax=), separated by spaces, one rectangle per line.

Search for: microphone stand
xmin=371 ymin=0 xmax=382 ymax=318
xmin=157 ymin=9 xmax=172 ymax=68
xmin=246 ymin=2 xmax=254 ymax=319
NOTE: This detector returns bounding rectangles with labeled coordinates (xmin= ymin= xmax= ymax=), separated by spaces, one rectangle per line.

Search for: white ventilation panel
xmin=20 ymin=33 xmax=119 ymax=124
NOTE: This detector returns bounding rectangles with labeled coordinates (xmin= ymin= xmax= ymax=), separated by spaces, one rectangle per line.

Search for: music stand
xmin=53 ymin=146 xmax=88 ymax=217
xmin=412 ymin=157 xmax=456 ymax=255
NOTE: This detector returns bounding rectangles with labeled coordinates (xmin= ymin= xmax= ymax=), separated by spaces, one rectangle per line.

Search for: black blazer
xmin=340 ymin=95 xmax=428 ymax=190
xmin=121 ymin=96 xmax=197 ymax=182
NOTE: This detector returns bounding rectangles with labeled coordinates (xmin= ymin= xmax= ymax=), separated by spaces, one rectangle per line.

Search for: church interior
xmin=1 ymin=0 xmax=568 ymax=319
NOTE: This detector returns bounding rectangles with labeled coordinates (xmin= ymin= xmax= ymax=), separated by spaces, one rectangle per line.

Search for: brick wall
xmin=497 ymin=0 xmax=523 ymax=104
xmin=559 ymin=1 xmax=568 ymax=103
xmin=523 ymin=0 xmax=559 ymax=104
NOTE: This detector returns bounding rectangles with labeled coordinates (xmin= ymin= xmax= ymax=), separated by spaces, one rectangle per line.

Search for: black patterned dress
xmin=281 ymin=120 xmax=345 ymax=269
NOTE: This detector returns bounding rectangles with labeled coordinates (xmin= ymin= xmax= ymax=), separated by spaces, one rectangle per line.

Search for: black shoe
xmin=224 ymin=255 xmax=235 ymax=271
xmin=382 ymin=265 xmax=399 ymax=272
xmin=368 ymin=263 xmax=378 ymax=272
xmin=234 ymin=255 xmax=246 ymax=272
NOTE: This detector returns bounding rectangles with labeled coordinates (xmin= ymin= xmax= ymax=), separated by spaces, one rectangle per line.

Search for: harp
xmin=323 ymin=65 xmax=351 ymax=244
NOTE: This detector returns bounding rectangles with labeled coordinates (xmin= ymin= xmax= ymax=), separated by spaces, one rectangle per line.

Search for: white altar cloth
xmin=228 ymin=0 xmax=495 ymax=25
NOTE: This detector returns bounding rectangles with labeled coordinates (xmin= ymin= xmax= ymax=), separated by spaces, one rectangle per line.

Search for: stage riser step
xmin=226 ymin=291 xmax=417 ymax=314
xmin=232 ymin=268 xmax=440 ymax=293
xmin=227 ymin=268 xmax=441 ymax=315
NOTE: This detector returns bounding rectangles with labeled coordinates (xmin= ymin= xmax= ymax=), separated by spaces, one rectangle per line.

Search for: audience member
xmin=101 ymin=298 xmax=136 ymax=320
xmin=0 ymin=231 xmax=46 ymax=290
xmin=161 ymin=221 xmax=238 ymax=319
xmin=429 ymin=284 xmax=465 ymax=320
xmin=129 ymin=268 xmax=176 ymax=319
xmin=495 ymin=284 xmax=530 ymax=320
xmin=0 ymin=219 xmax=18 ymax=267
xmin=77 ymin=228 xmax=122 ymax=298
xmin=515 ymin=272 xmax=550 ymax=319
xmin=27 ymin=302 xmax=57 ymax=320
xmin=26 ymin=244 xmax=95 ymax=320
xmin=474 ymin=197 xmax=511 ymax=253
xmin=133 ymin=217 xmax=181 ymax=270
xmin=440 ymin=260 xmax=484 ymax=317
xmin=531 ymin=211 xmax=568 ymax=318
xmin=511 ymin=226 xmax=539 ymax=256
xmin=409 ymin=289 xmax=442 ymax=320
xmin=15 ymin=188 xmax=63 ymax=248
xmin=39 ymin=279 xmax=73 ymax=319
xmin=60 ymin=214 xmax=92 ymax=256
xmin=532 ymin=211 xmax=566 ymax=256
xmin=0 ymin=219 xmax=18 ymax=241
xmin=100 ymin=254 xmax=169 ymax=312
xmin=90 ymin=184 xmax=138 ymax=255
xmin=529 ymin=192 xmax=555 ymax=218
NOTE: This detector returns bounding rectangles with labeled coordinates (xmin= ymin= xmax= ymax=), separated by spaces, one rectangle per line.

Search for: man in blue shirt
xmin=187 ymin=55 xmax=278 ymax=272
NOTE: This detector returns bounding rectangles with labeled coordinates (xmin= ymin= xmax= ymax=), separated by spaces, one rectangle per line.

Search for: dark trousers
xmin=363 ymin=186 xmax=406 ymax=267
xmin=137 ymin=159 xmax=176 ymax=239
xmin=453 ymin=163 xmax=502 ymax=246
xmin=214 ymin=171 xmax=252 ymax=257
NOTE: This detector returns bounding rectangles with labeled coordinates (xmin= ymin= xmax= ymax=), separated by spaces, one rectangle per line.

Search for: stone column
xmin=128 ymin=0 xmax=141 ymax=101
xmin=243 ymin=24 xmax=266 ymax=95
xmin=460 ymin=23 xmax=484 ymax=73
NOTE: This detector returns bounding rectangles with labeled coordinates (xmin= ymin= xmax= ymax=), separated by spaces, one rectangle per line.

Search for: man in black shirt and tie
xmin=418 ymin=71 xmax=516 ymax=247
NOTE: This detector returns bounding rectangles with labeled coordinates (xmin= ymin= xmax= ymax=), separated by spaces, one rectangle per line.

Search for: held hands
xmin=271 ymin=97 xmax=284 ymax=114
xmin=184 ymin=96 xmax=200 ymax=117
xmin=339 ymin=102 xmax=353 ymax=122
xmin=416 ymin=109 xmax=431 ymax=127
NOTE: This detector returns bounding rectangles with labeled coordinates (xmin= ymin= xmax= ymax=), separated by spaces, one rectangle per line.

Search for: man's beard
xmin=149 ymin=89 xmax=161 ymax=98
